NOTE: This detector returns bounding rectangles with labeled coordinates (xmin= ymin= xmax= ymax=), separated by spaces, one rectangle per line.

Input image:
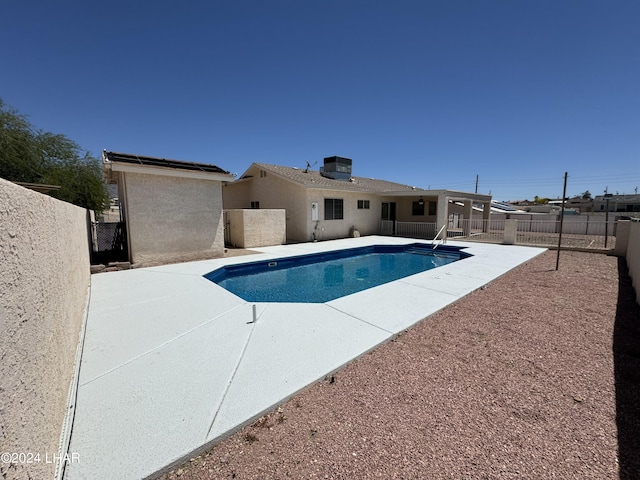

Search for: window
xmin=412 ymin=201 xmax=425 ymax=216
xmin=357 ymin=199 xmax=370 ymax=209
xmin=259 ymin=170 xmax=267 ymax=178
xmin=428 ymin=201 xmax=437 ymax=216
xmin=250 ymin=201 xmax=260 ymax=209
xmin=324 ymin=198 xmax=344 ymax=220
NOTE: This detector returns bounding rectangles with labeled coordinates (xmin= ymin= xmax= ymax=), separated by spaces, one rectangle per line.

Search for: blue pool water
xmin=205 ymin=243 xmax=471 ymax=303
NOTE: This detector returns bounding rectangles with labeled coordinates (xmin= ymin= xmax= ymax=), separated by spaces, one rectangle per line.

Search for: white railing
xmin=447 ymin=219 xmax=506 ymax=244
xmin=395 ymin=221 xmax=437 ymax=239
xmin=380 ymin=220 xmax=394 ymax=235
xmin=515 ymin=220 xmax=616 ymax=249
xmin=381 ymin=218 xmax=618 ymax=250
xmin=432 ymin=224 xmax=447 ymax=250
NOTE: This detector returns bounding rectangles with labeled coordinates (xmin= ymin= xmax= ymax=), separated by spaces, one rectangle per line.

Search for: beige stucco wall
xmin=626 ymin=221 xmax=640 ymax=305
xmin=222 ymin=180 xmax=252 ymax=209
xmin=0 ymin=178 xmax=90 ymax=480
xmin=613 ymin=220 xmax=630 ymax=257
xmin=223 ymin=171 xmax=309 ymax=242
xmin=305 ymin=189 xmax=382 ymax=241
xmin=393 ymin=196 xmax=439 ymax=223
xmin=122 ymin=172 xmax=225 ymax=265
xmin=226 ymin=209 xmax=286 ymax=248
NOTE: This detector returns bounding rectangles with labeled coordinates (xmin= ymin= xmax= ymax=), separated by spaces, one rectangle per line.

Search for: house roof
xmin=246 ymin=163 xmax=423 ymax=194
xmin=103 ymin=150 xmax=234 ymax=183
xmin=104 ymin=151 xmax=230 ymax=175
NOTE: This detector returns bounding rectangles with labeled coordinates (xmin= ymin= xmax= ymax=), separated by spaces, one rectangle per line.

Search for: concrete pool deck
xmin=64 ymin=237 xmax=545 ymax=480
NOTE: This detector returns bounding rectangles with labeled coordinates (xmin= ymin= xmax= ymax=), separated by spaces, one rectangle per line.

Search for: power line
xmin=423 ymin=173 xmax=640 ymax=191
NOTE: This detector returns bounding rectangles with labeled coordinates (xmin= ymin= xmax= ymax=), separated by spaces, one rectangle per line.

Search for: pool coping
xmin=64 ymin=237 xmax=546 ymax=480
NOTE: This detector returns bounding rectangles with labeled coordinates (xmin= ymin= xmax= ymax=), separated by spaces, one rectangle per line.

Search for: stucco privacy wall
xmin=223 ymin=172 xmax=309 ymax=242
xmin=123 ymin=172 xmax=225 ymax=265
xmin=0 ymin=178 xmax=90 ymax=480
xmin=625 ymin=221 xmax=640 ymax=305
xmin=225 ymin=209 xmax=286 ymax=248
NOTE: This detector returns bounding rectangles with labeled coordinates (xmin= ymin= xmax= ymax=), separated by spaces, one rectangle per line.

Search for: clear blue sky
xmin=2 ymin=0 xmax=638 ymax=201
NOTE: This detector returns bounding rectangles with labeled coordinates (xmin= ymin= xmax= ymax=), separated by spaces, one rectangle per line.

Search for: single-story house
xmin=103 ymin=150 xmax=235 ymax=266
xmin=594 ymin=193 xmax=640 ymax=213
xmin=223 ymin=156 xmax=491 ymax=243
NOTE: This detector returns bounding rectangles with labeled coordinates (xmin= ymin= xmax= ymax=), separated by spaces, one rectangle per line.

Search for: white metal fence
xmin=380 ymin=220 xmax=394 ymax=236
xmin=382 ymin=217 xmax=618 ymax=250
xmin=514 ymin=220 xmax=616 ymax=249
xmin=447 ymin=218 xmax=506 ymax=244
xmin=395 ymin=221 xmax=438 ymax=239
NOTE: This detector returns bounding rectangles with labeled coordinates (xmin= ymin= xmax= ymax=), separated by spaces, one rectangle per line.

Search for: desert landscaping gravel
xmin=161 ymin=250 xmax=640 ymax=480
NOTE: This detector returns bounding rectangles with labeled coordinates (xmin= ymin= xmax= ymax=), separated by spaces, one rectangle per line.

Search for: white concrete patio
xmin=64 ymin=237 xmax=545 ymax=480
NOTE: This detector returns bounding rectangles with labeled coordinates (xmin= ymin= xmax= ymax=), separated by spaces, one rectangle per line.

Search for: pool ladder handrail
xmin=431 ymin=224 xmax=447 ymax=250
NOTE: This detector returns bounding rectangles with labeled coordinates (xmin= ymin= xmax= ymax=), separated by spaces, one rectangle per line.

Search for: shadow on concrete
xmin=614 ymin=257 xmax=640 ymax=479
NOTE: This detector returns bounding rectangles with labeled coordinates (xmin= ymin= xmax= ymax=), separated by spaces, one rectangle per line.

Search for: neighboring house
xmin=448 ymin=200 xmax=534 ymax=220
xmin=594 ymin=193 xmax=640 ymax=214
xmin=223 ymin=156 xmax=491 ymax=243
xmin=102 ymin=150 xmax=234 ymax=266
xmin=566 ymin=197 xmax=594 ymax=213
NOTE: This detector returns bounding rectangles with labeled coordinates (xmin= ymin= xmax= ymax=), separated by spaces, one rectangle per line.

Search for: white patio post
xmin=463 ymin=200 xmax=473 ymax=236
xmin=482 ymin=201 xmax=491 ymax=232
xmin=436 ymin=193 xmax=449 ymax=240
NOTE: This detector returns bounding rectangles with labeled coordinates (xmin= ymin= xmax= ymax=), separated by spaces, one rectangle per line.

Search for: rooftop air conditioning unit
xmin=319 ymin=156 xmax=352 ymax=181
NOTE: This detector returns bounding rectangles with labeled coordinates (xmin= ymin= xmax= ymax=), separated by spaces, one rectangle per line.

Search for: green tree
xmin=0 ymin=98 xmax=109 ymax=211
xmin=581 ymin=190 xmax=592 ymax=200
xmin=0 ymin=99 xmax=42 ymax=182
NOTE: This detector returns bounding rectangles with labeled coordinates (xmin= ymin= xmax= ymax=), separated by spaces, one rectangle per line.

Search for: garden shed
xmin=103 ymin=150 xmax=234 ymax=266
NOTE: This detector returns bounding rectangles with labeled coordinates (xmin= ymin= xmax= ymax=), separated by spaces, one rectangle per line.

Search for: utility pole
xmin=475 ymin=175 xmax=478 ymax=194
xmin=556 ymin=172 xmax=568 ymax=271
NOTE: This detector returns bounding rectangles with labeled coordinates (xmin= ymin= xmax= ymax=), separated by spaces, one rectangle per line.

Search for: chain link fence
xmin=90 ymin=221 xmax=128 ymax=264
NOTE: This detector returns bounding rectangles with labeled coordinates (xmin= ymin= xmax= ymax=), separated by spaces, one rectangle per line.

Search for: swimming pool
xmin=204 ymin=243 xmax=471 ymax=303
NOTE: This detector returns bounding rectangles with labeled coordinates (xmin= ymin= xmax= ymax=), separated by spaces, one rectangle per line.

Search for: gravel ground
xmin=160 ymin=250 xmax=640 ymax=480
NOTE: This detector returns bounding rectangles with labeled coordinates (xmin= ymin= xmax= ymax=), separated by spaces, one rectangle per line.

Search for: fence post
xmin=585 ymin=215 xmax=589 ymax=235
xmin=503 ymin=219 xmax=517 ymax=245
